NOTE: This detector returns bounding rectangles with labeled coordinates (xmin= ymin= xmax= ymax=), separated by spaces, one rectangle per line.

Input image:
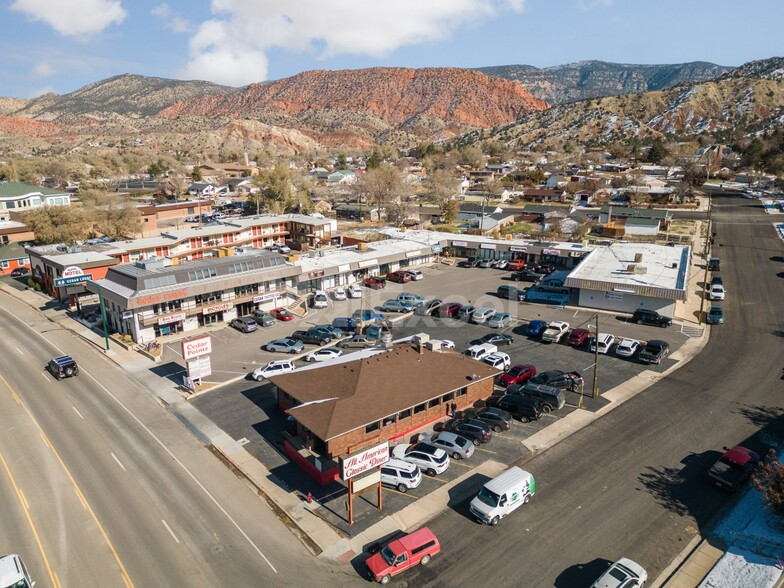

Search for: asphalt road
xmin=0 ymin=293 xmax=353 ymax=587
xmin=402 ymin=194 xmax=784 ymax=587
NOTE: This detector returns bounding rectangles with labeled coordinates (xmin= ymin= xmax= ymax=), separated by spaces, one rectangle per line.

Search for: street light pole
xmin=592 ymin=313 xmax=600 ymax=398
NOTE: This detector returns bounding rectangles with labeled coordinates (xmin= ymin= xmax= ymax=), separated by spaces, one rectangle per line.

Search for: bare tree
xmin=22 ymin=206 xmax=90 ymax=245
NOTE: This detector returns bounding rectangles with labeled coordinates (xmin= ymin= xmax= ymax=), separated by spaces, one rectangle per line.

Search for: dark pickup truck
xmin=291 ymin=329 xmax=332 ymax=346
xmin=638 ymin=339 xmax=670 ymax=364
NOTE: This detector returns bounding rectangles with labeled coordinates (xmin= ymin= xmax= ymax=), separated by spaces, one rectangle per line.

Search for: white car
xmin=615 ymin=338 xmax=640 ymax=357
xmin=494 ymin=259 xmax=509 ymax=269
xmin=347 ymin=284 xmax=362 ymax=299
xmin=311 ymin=290 xmax=328 ymax=309
xmin=380 ymin=458 xmax=422 ymax=493
xmin=440 ymin=339 xmax=456 ymax=349
xmin=252 ymin=359 xmax=295 ymax=381
xmin=709 ymin=284 xmax=726 ymax=301
xmin=405 ymin=269 xmax=424 ymax=280
xmin=391 ymin=443 xmax=450 ymax=476
xmin=487 ymin=312 xmax=511 ymax=328
xmin=303 ymin=348 xmax=343 ymax=362
xmin=332 ymin=287 xmax=347 ymax=301
xmin=482 ymin=352 xmax=511 ymax=371
xmin=590 ymin=558 xmax=647 ymax=588
xmin=589 ymin=333 xmax=616 ymax=354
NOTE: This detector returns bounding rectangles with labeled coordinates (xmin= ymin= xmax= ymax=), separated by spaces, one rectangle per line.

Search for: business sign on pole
xmin=352 ymin=470 xmax=381 ymax=492
xmin=340 ymin=442 xmax=389 ymax=480
xmin=186 ymin=355 xmax=212 ymax=379
xmin=181 ymin=334 xmax=212 ymax=360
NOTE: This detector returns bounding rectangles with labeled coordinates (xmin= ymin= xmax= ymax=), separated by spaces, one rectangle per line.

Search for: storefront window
xmin=365 ymin=421 xmax=380 ymax=433
xmin=428 ymin=398 xmax=440 ymax=409
xmin=195 ymin=291 xmax=222 ymax=304
xmin=398 ymin=408 xmax=411 ymax=420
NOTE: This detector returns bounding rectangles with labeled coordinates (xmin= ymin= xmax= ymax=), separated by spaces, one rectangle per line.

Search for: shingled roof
xmin=271 ymin=345 xmax=498 ymax=441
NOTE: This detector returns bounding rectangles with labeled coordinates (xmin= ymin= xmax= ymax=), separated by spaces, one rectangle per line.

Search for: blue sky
xmin=1 ymin=0 xmax=782 ymax=99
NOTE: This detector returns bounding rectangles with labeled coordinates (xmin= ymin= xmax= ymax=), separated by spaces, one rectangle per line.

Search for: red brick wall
xmin=326 ymin=378 xmax=494 ymax=458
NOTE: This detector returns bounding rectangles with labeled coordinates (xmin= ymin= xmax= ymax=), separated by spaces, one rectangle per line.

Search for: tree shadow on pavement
xmin=554 ymin=558 xmax=612 ymax=588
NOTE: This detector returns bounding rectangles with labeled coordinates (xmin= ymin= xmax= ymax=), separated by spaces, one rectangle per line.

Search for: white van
xmin=469 ymin=466 xmax=535 ymax=526
xmin=463 ymin=343 xmax=498 ymax=360
xmin=0 ymin=554 xmax=34 ymax=587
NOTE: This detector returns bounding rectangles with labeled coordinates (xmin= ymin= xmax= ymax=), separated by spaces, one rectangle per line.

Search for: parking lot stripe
xmin=383 ymin=488 xmax=419 ymax=499
xmin=426 ymin=475 xmax=450 ymax=484
xmin=448 ymin=459 xmax=474 ymax=467
xmin=474 ymin=447 xmax=498 ymax=455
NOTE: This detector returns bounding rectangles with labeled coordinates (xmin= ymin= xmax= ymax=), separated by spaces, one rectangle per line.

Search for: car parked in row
xmin=427 ymin=431 xmax=475 ymax=459
xmin=380 ymin=458 xmax=422 ymax=493
xmin=291 ymin=328 xmax=333 ymax=345
xmin=513 ymin=268 xmax=545 ymax=282
xmin=252 ymin=309 xmax=276 ymax=327
xmin=589 ymin=333 xmax=616 ymax=354
xmin=486 ymin=395 xmax=542 ymax=423
xmin=477 ymin=259 xmax=494 ymax=268
xmin=332 ymin=287 xmax=347 ymax=301
xmin=436 ymin=302 xmax=463 ymax=318
xmin=526 ymin=320 xmax=547 ymax=337
xmin=387 ymin=270 xmax=412 ymax=283
xmin=494 ymin=259 xmax=509 ymax=269
xmin=638 ymin=339 xmax=670 ymax=364
xmin=567 ymin=328 xmax=591 ymax=347
xmin=541 ymin=321 xmax=570 ymax=343
xmin=364 ymin=276 xmax=386 ymax=289
xmin=470 ymin=333 xmax=514 ymax=346
xmin=487 ymin=312 xmax=511 ymax=328
xmin=507 ymin=383 xmax=565 ymax=413
xmin=338 ymin=335 xmax=378 ymax=349
xmin=482 ymin=352 xmax=511 ymax=371
xmin=310 ymin=290 xmax=329 ymax=308
xmin=229 ymin=316 xmax=258 ymax=333
xmin=264 ymin=338 xmax=305 ymax=354
xmin=313 ymin=324 xmax=345 ymax=339
xmin=473 ymin=407 xmax=513 ymax=432
xmin=348 ymin=283 xmax=363 ymax=298
xmin=405 ymin=269 xmax=424 ymax=281
xmin=391 ymin=443 xmax=450 ymax=476
xmin=709 ymin=283 xmax=726 ymax=300
xmin=270 ymin=307 xmax=294 ymax=321
xmin=444 ymin=418 xmax=493 ymax=445
xmin=614 ymin=338 xmax=640 ymax=357
xmin=397 ymin=293 xmax=426 ymax=308
xmin=496 ymin=285 xmax=525 ymax=301
xmin=499 ymin=364 xmax=537 ymax=388
xmin=470 ymin=307 xmax=496 ymax=324
xmin=415 ymin=299 xmax=441 ymax=316
xmin=707 ymin=306 xmax=725 ymax=324
xmin=381 ymin=299 xmax=413 ymax=313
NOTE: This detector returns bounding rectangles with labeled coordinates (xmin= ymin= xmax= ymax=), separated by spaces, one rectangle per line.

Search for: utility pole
xmin=698 ymin=191 xmax=712 ymax=325
xmin=592 ymin=313 xmax=600 ymax=398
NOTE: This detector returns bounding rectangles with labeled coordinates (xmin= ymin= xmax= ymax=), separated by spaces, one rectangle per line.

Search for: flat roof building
xmin=565 ymin=242 xmax=690 ymax=317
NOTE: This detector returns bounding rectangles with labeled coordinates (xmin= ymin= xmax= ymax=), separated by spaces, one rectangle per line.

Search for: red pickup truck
xmin=366 ymin=527 xmax=441 ymax=584
xmin=508 ymin=259 xmax=526 ymax=271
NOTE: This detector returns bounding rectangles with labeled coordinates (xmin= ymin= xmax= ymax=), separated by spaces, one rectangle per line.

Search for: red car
xmin=366 ymin=527 xmax=440 ymax=584
xmin=387 ymin=271 xmax=412 ymax=283
xmin=567 ymin=328 xmax=591 ymax=346
xmin=508 ymin=259 xmax=526 ymax=271
xmin=364 ymin=276 xmax=386 ymax=289
xmin=270 ymin=307 xmax=294 ymax=321
xmin=436 ymin=302 xmax=463 ymax=318
xmin=499 ymin=364 xmax=537 ymax=388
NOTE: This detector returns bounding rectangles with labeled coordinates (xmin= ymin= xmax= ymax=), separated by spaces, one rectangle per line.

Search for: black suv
xmin=710 ymin=276 xmax=723 ymax=287
xmin=513 ymin=269 xmax=545 ymax=282
xmin=708 ymin=258 xmax=720 ymax=271
xmin=48 ymin=355 xmax=79 ymax=379
xmin=473 ymin=407 xmax=513 ymax=432
xmin=444 ymin=418 xmax=492 ymax=445
xmin=486 ymin=395 xmax=542 ymax=423
xmin=631 ymin=308 xmax=672 ymax=328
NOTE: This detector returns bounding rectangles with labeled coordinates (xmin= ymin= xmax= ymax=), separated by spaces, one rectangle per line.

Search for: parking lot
xmin=189 ymin=262 xmax=692 ymax=535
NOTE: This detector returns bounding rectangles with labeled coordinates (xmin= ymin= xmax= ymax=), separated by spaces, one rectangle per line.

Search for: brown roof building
xmin=272 ymin=343 xmax=498 ymax=459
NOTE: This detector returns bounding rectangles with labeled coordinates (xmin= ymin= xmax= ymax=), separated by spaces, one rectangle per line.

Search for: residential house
xmin=0 ymin=220 xmax=36 ymax=245
xmin=197 ymin=162 xmax=258 ymax=179
xmin=517 ymin=188 xmax=568 ymax=203
xmin=0 ymin=182 xmax=72 ymax=222
xmin=598 ymin=206 xmax=671 ymax=237
xmin=326 ymin=170 xmax=356 ymax=185
xmin=545 ymin=174 xmax=569 ymax=189
xmin=0 ymin=242 xmax=30 ymax=275
xmin=334 ymin=203 xmax=381 ymax=221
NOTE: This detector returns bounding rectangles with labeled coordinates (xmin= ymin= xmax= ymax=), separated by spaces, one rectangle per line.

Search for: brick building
xmin=272 ymin=342 xmax=499 ymax=463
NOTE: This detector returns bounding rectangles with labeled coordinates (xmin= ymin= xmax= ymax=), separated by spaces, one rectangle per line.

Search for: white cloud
xmin=577 ymin=0 xmax=613 ymax=10
xmin=33 ymin=61 xmax=55 ymax=77
xmin=179 ymin=0 xmax=526 ymax=86
xmin=152 ymin=3 xmax=191 ymax=32
xmin=11 ymin=0 xmax=127 ymax=38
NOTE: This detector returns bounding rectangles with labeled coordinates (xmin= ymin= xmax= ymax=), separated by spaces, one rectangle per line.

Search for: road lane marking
xmin=111 ymin=453 xmax=127 ymax=472
xmin=72 ymin=406 xmax=84 ymax=419
xmin=19 ymin=488 xmax=29 ymax=510
xmin=9 ymin=309 xmax=279 ymax=575
xmin=41 ymin=372 xmax=50 ymax=382
xmin=74 ymin=487 xmax=88 ymax=510
xmin=15 ymin=347 xmax=23 ymax=355
xmin=78 ymin=371 xmax=279 ymax=574
xmin=0 ymin=451 xmax=60 ymax=588
xmin=0 ymin=371 xmax=135 ymax=588
xmin=161 ymin=519 xmax=180 ymax=544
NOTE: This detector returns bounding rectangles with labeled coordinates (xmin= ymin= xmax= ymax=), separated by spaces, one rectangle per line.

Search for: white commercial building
xmin=564 ymin=243 xmax=691 ymax=318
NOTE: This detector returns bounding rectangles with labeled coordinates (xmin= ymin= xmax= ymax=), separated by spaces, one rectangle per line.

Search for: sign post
xmin=339 ymin=442 xmax=390 ymax=525
xmin=181 ymin=335 xmax=213 ymax=390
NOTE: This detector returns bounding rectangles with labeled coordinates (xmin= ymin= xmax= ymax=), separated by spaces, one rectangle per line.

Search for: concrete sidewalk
xmin=652 ymin=536 xmax=726 ymax=588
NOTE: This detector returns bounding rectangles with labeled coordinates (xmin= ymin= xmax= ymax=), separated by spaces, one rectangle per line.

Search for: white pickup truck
xmin=541 ymin=321 xmax=570 ymax=343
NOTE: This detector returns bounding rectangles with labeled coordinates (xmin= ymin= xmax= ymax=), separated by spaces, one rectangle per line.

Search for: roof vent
xmin=634 ymin=252 xmax=643 ymax=263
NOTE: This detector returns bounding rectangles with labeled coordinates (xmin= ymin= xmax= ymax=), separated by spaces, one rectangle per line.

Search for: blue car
xmin=527 ymin=319 xmax=547 ymax=337
xmin=707 ymin=306 xmax=725 ymax=324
